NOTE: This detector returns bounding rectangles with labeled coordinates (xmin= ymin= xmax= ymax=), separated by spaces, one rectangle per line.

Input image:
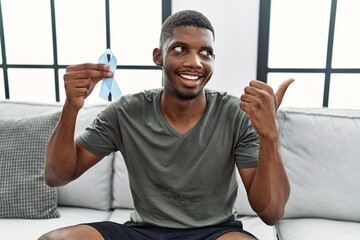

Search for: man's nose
xmin=183 ymin=53 xmax=202 ymax=68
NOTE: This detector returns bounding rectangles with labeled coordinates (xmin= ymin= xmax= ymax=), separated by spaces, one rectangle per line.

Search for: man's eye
xmin=174 ymin=46 xmax=184 ymax=52
xmin=200 ymin=50 xmax=213 ymax=57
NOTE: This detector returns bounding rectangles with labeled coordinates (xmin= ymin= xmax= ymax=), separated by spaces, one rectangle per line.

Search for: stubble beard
xmin=164 ymin=81 xmax=203 ymax=100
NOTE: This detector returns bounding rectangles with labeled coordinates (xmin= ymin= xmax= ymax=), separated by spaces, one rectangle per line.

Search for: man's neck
xmin=160 ymin=91 xmax=207 ymax=134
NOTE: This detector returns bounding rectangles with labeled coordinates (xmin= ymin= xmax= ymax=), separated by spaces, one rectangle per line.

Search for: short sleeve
xmin=77 ymin=103 xmax=120 ymax=157
xmin=234 ymin=113 xmax=259 ymax=169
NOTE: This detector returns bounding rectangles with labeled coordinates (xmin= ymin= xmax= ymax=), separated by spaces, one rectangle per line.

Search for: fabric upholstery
xmin=0 ymin=100 xmax=61 ymax=120
xmin=57 ymin=154 xmax=113 ymax=210
xmin=234 ymin=171 xmax=256 ymax=216
xmin=277 ymin=218 xmax=360 ymax=240
xmin=277 ymin=107 xmax=360 ymax=222
xmin=111 ymin=151 xmax=134 ymax=209
xmin=0 ymin=207 xmax=111 ymax=240
xmin=0 ymin=112 xmax=61 ymax=219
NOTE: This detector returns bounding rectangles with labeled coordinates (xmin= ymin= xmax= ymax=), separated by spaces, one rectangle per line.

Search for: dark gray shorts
xmin=86 ymin=220 xmax=257 ymax=240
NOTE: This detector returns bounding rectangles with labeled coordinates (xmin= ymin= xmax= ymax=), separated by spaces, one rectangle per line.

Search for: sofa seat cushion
xmin=108 ymin=208 xmax=134 ymax=223
xmin=0 ymin=207 xmax=112 ymax=240
xmin=239 ymin=216 xmax=278 ymax=240
xmin=277 ymin=218 xmax=360 ymax=240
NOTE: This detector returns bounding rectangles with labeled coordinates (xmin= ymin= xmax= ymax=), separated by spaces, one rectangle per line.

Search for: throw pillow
xmin=0 ymin=111 xmax=61 ymax=219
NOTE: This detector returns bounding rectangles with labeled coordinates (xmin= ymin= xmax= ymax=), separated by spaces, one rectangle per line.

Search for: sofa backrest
xmin=277 ymin=107 xmax=360 ymax=222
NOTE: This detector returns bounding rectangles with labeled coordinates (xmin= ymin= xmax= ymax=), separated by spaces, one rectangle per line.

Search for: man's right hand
xmin=64 ymin=63 xmax=114 ymax=110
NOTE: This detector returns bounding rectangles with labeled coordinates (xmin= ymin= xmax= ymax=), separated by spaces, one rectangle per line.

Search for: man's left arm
xmin=238 ymin=79 xmax=294 ymax=225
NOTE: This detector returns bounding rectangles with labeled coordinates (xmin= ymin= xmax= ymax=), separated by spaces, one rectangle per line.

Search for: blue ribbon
xmin=98 ymin=49 xmax=122 ymax=101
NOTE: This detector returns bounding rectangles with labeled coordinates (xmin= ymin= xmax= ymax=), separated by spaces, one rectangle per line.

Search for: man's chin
xmin=174 ymin=88 xmax=202 ymax=100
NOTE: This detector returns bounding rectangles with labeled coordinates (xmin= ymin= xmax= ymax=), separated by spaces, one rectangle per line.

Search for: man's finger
xmin=66 ymin=63 xmax=110 ymax=73
xmin=275 ymin=78 xmax=294 ymax=110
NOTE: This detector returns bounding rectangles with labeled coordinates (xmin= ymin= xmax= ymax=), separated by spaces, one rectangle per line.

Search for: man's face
xmin=154 ymin=26 xmax=215 ymax=100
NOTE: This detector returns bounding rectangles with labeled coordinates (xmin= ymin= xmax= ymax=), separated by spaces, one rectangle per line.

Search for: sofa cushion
xmin=239 ymin=216 xmax=278 ymax=240
xmin=0 ymin=112 xmax=61 ymax=219
xmin=57 ymin=154 xmax=114 ymax=210
xmin=108 ymin=208 xmax=134 ymax=223
xmin=277 ymin=218 xmax=360 ymax=240
xmin=0 ymin=206 xmax=112 ymax=240
xmin=0 ymin=100 xmax=61 ymax=119
xmin=234 ymin=171 xmax=256 ymax=216
xmin=277 ymin=107 xmax=360 ymax=222
xmin=112 ymin=151 xmax=134 ymax=209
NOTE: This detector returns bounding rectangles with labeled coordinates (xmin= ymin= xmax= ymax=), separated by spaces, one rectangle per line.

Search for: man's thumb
xmin=275 ymin=78 xmax=294 ymax=110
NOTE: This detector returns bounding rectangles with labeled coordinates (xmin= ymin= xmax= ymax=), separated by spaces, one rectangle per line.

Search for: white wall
xmin=172 ymin=0 xmax=260 ymax=97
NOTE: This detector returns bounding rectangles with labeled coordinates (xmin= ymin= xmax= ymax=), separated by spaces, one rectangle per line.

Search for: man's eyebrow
xmin=169 ymin=41 xmax=214 ymax=50
xmin=202 ymin=46 xmax=214 ymax=51
xmin=168 ymin=41 xmax=188 ymax=47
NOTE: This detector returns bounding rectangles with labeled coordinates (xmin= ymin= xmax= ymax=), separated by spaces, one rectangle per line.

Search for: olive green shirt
xmin=77 ymin=88 xmax=259 ymax=228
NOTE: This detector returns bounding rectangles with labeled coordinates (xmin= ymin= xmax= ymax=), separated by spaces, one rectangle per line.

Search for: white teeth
xmin=180 ymin=74 xmax=199 ymax=80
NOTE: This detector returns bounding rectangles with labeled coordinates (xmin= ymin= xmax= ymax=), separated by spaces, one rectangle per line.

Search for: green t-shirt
xmin=77 ymin=88 xmax=259 ymax=228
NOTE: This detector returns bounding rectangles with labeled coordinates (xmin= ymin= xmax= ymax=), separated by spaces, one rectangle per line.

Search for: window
xmin=0 ymin=0 xmax=171 ymax=104
xmin=257 ymin=0 xmax=360 ymax=109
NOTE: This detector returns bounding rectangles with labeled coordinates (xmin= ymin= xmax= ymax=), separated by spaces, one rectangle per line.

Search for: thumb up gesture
xmin=240 ymin=78 xmax=294 ymax=137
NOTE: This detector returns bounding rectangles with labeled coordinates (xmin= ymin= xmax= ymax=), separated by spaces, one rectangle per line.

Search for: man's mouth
xmin=179 ymin=74 xmax=201 ymax=81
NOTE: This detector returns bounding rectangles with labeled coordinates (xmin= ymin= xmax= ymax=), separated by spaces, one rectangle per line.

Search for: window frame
xmin=257 ymin=0 xmax=360 ymax=107
xmin=0 ymin=0 xmax=171 ymax=102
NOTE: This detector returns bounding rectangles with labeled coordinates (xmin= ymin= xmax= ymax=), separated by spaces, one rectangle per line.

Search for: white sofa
xmin=0 ymin=100 xmax=359 ymax=240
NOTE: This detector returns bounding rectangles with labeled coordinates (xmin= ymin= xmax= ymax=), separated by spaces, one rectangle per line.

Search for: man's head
xmin=160 ymin=10 xmax=215 ymax=49
xmin=153 ymin=10 xmax=215 ymax=100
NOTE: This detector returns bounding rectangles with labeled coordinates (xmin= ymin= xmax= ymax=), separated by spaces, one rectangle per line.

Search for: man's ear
xmin=153 ymin=48 xmax=163 ymax=66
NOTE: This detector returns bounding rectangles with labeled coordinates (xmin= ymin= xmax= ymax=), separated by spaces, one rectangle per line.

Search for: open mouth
xmin=179 ymin=73 xmax=201 ymax=81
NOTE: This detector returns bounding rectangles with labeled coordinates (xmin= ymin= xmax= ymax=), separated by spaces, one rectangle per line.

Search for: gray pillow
xmin=278 ymin=107 xmax=360 ymax=222
xmin=0 ymin=111 xmax=61 ymax=219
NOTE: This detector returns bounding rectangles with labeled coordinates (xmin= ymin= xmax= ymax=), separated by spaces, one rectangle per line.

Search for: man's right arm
xmin=45 ymin=63 xmax=113 ymax=187
xmin=45 ymin=102 xmax=102 ymax=187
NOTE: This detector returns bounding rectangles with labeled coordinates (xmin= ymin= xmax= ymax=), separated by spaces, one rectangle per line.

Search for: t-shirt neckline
xmin=154 ymin=90 xmax=209 ymax=139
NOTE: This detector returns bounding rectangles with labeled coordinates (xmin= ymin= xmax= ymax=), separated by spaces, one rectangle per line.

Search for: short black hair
xmin=159 ymin=10 xmax=215 ymax=48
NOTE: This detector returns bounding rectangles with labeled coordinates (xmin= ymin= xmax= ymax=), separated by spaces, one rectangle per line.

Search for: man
xmin=40 ymin=9 xmax=292 ymax=240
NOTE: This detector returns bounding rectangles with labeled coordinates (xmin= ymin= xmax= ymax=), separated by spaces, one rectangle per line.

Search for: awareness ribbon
xmin=98 ymin=49 xmax=122 ymax=101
